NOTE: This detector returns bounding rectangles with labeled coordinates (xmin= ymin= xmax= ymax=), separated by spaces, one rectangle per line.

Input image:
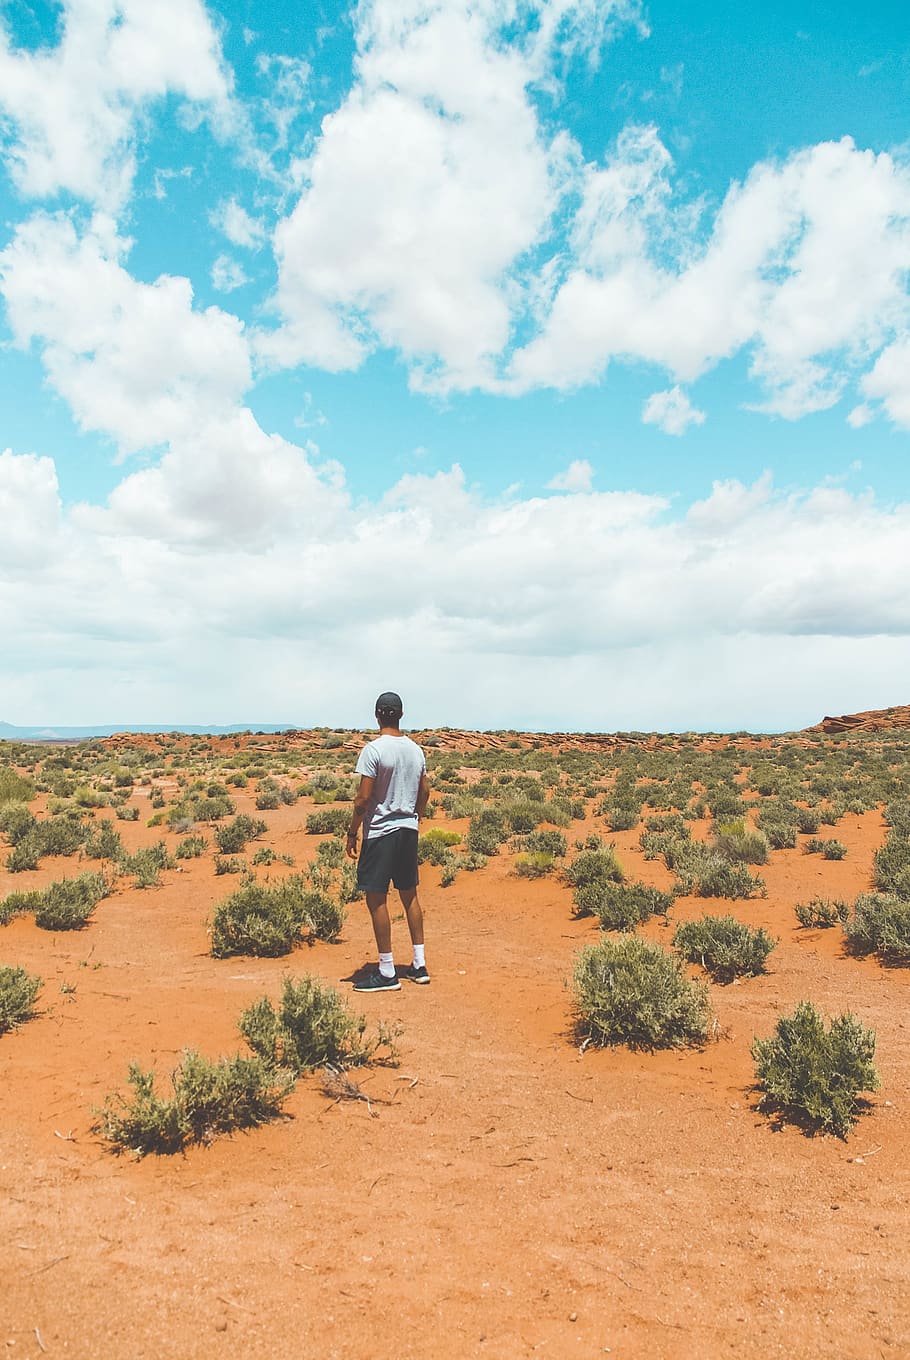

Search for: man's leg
xmin=398 ymin=887 xmax=424 ymax=947
xmin=365 ymin=891 xmax=393 ymax=954
xmin=398 ymin=887 xmax=429 ymax=982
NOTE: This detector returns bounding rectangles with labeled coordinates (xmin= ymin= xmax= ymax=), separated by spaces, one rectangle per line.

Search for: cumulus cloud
xmin=861 ymin=335 xmax=910 ymax=428
xmin=211 ymin=198 xmax=266 ymax=250
xmin=0 ymin=213 xmax=251 ymax=455
xmin=267 ymin=0 xmax=640 ymax=383
xmin=642 ymin=386 xmax=705 ymax=435
xmin=0 ymin=0 xmax=232 ymax=208
xmin=510 ymin=135 xmax=910 ymax=420
xmin=2 ymin=438 xmax=910 ymax=728
xmin=547 ymin=459 xmax=594 ymax=491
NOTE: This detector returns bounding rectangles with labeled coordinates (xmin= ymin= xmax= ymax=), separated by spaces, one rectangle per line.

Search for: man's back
xmin=355 ymin=733 xmax=426 ymax=839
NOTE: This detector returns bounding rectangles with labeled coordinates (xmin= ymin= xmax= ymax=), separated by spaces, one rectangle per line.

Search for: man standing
xmin=346 ymin=692 xmax=430 ymax=991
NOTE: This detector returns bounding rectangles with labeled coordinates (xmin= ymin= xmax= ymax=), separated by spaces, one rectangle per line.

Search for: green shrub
xmin=304 ymin=808 xmax=351 ymax=837
xmin=0 ymin=801 xmax=37 ymax=845
xmin=94 ymin=1050 xmax=295 ymax=1156
xmin=795 ymin=897 xmax=848 ymax=929
xmin=210 ymin=875 xmax=344 ymax=957
xmin=763 ymin=821 xmax=798 ymax=850
xmin=0 ymin=889 xmax=43 ymax=925
xmin=843 ymin=892 xmax=910 ymax=964
xmin=0 ymin=768 xmax=36 ymax=804
xmin=712 ymin=820 xmax=769 ymax=865
xmin=34 ymin=872 xmax=112 ymax=930
xmin=116 ymin=805 xmax=140 ymax=822
xmin=565 ymin=842 xmax=624 ymax=890
xmin=239 ymin=975 xmax=373 ymax=1073
xmin=673 ymin=915 xmax=776 ymax=982
xmin=83 ymin=820 xmax=123 ymax=860
xmin=804 ymin=837 xmax=847 ymax=859
xmin=572 ymin=936 xmax=711 ymax=1050
xmin=601 ymin=804 xmax=640 ymax=832
xmin=503 ymin=799 xmax=545 ymax=834
xmin=215 ymin=814 xmax=268 ymax=855
xmin=670 ymin=845 xmax=766 ymax=899
xmin=873 ymin=838 xmax=910 ymax=898
xmin=514 ymin=852 xmax=555 ymax=878
xmin=214 ymin=855 xmax=243 ymax=875
xmin=255 ymin=790 xmax=281 ymax=810
xmin=315 ymin=837 xmax=344 ymax=868
xmin=513 ymin=829 xmax=567 ymax=858
xmin=0 ymin=965 xmax=42 ymax=1032
xmin=752 ymin=1001 xmax=879 ymax=1138
xmin=119 ymin=841 xmax=174 ymax=888
xmin=795 ymin=807 xmax=821 ymax=834
xmin=418 ymin=828 xmax=462 ymax=865
xmin=175 ymin=835 xmax=207 ymax=859
xmin=466 ymin=808 xmax=507 ymax=857
xmin=579 ymin=880 xmax=674 ymax=931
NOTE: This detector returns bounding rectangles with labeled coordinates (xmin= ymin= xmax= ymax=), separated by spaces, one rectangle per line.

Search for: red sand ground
xmin=2 ymin=762 xmax=909 ymax=1358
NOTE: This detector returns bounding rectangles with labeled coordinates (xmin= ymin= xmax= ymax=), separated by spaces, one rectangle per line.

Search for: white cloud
xmin=267 ymin=0 xmax=639 ymax=384
xmin=211 ymin=254 xmax=250 ymax=293
xmin=642 ymin=386 xmax=705 ymax=435
xmin=211 ymin=198 xmax=266 ymax=250
xmin=547 ymin=458 xmax=594 ymax=491
xmin=510 ymin=136 xmax=910 ymax=415
xmin=0 ymin=448 xmax=63 ymax=568
xmin=860 ymin=335 xmax=910 ymax=429
xmin=0 ymin=213 xmax=251 ymax=455
xmin=847 ymin=402 xmax=875 ymax=429
xmin=0 ymin=0 xmax=232 ymax=208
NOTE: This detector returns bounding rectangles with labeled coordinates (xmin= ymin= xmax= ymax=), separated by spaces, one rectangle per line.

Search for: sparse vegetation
xmin=795 ymin=897 xmax=848 ymax=929
xmin=572 ymin=936 xmax=711 ymax=1050
xmin=673 ymin=915 xmax=776 ymax=982
xmin=752 ymin=1002 xmax=879 ymax=1138
xmin=0 ymin=965 xmax=42 ymax=1033
xmin=239 ymin=975 xmax=392 ymax=1073
xmin=94 ymin=1051 xmax=295 ymax=1156
xmin=842 ymin=892 xmax=910 ymax=964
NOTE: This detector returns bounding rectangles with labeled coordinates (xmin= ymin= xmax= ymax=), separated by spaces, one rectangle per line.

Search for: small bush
xmin=255 ymin=790 xmax=281 ymax=810
xmin=873 ymin=838 xmax=910 ymax=899
xmin=240 ymin=975 xmax=373 ymax=1073
xmin=176 ymin=835 xmax=207 ymax=860
xmin=752 ymin=1001 xmax=879 ymax=1138
xmin=795 ymin=808 xmax=821 ymax=834
xmin=712 ymin=820 xmax=770 ymax=865
xmin=565 ymin=843 xmax=624 ymax=890
xmin=795 ymin=897 xmax=848 ymax=929
xmin=804 ymin=837 xmax=847 ymax=859
xmin=602 ymin=804 xmax=640 ymax=832
xmin=116 ymin=805 xmax=140 ymax=822
xmin=94 ymin=1051 xmax=295 ymax=1156
xmin=764 ymin=821 xmax=798 ymax=850
xmin=674 ymin=849 xmax=766 ymax=900
xmin=210 ymin=874 xmax=344 ymax=957
xmin=466 ymin=809 xmax=507 ymax=857
xmin=513 ymin=829 xmax=567 ymax=858
xmin=0 ymin=768 xmax=36 ymax=804
xmin=304 ymin=808 xmax=351 ymax=837
xmin=589 ymin=881 xmax=675 ymax=931
xmin=215 ymin=814 xmax=268 ymax=855
xmin=0 ymin=801 xmax=37 ymax=845
xmin=843 ymin=892 xmax=910 ymax=964
xmin=418 ymin=828 xmax=462 ymax=865
xmin=34 ymin=872 xmax=112 ymax=930
xmin=573 ymin=936 xmax=710 ymax=1050
xmin=119 ymin=842 xmax=174 ymax=888
xmin=0 ymin=965 xmax=42 ymax=1032
xmin=0 ymin=889 xmax=43 ymax=925
xmin=673 ymin=915 xmax=776 ymax=982
xmin=514 ymin=852 xmax=555 ymax=878
xmin=83 ymin=820 xmax=123 ymax=860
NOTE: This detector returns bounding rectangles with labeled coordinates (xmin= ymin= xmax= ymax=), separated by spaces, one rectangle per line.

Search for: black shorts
xmin=356 ymin=828 xmax=419 ymax=894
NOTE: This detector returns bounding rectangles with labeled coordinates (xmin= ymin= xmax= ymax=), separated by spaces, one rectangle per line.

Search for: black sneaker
xmin=353 ymin=968 xmax=401 ymax=992
xmin=403 ymin=964 xmax=430 ymax=985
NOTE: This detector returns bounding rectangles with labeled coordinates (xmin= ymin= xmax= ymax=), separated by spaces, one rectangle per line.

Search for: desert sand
xmin=1 ymin=726 xmax=909 ymax=1359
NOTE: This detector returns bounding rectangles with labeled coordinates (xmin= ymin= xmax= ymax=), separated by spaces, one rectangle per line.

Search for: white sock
xmin=379 ymin=951 xmax=395 ymax=979
xmin=412 ymin=944 xmax=426 ymax=969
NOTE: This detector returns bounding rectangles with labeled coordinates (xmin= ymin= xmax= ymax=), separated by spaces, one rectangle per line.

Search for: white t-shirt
xmin=355 ymin=734 xmax=426 ymax=840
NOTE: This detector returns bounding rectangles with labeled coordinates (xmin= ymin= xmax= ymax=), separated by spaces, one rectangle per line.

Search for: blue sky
xmin=0 ymin=0 xmax=909 ymax=731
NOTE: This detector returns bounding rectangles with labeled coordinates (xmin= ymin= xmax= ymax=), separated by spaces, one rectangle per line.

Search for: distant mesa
xmin=806 ymin=705 xmax=910 ymax=735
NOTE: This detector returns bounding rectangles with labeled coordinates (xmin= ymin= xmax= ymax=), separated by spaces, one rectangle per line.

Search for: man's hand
xmin=345 ymin=828 xmax=359 ymax=860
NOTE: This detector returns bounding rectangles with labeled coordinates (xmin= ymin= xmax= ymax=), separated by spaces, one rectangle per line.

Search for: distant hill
xmin=0 ymin=721 xmax=296 ymax=743
xmin=806 ymin=705 xmax=910 ymax=735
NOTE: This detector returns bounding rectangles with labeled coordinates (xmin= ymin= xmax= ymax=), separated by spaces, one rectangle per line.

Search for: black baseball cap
xmin=375 ymin=691 xmax=403 ymax=715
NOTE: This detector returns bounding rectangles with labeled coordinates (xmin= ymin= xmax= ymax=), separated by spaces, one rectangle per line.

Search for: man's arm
xmin=416 ymin=771 xmax=430 ymax=818
xmin=346 ymin=774 xmax=374 ymax=859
